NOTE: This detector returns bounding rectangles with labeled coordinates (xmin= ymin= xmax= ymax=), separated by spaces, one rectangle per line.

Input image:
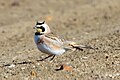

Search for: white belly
xmin=34 ymin=35 xmax=65 ymax=55
xmin=37 ymin=43 xmax=65 ymax=55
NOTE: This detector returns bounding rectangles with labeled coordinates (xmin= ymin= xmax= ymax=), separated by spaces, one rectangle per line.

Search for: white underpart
xmin=34 ymin=35 xmax=65 ymax=55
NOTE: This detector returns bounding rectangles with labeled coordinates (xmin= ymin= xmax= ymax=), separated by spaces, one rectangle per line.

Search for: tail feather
xmin=71 ymin=44 xmax=94 ymax=51
xmin=78 ymin=45 xmax=94 ymax=49
xmin=63 ymin=41 xmax=94 ymax=51
xmin=71 ymin=45 xmax=83 ymax=51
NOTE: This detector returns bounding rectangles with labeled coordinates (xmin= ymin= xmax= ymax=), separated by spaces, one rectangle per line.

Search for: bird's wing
xmin=45 ymin=33 xmax=64 ymax=42
xmin=40 ymin=35 xmax=64 ymax=50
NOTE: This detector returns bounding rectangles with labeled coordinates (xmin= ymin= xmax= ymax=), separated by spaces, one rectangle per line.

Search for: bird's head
xmin=34 ymin=21 xmax=51 ymax=34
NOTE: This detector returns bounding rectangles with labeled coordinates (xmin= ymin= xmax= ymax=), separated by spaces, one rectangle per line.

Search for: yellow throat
xmin=36 ymin=28 xmax=42 ymax=32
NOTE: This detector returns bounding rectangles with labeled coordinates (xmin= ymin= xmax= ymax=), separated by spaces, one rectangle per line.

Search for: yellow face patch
xmin=36 ymin=29 xmax=42 ymax=32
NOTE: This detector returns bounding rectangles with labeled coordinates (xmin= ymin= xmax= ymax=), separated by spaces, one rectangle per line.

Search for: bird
xmin=34 ymin=21 xmax=93 ymax=61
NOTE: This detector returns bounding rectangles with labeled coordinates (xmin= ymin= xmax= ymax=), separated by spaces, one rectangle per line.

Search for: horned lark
xmin=34 ymin=21 xmax=93 ymax=61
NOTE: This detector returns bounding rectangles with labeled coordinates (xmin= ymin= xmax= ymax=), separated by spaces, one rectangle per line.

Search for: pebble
xmin=36 ymin=62 xmax=40 ymax=66
xmin=21 ymin=67 xmax=25 ymax=70
xmin=8 ymin=64 xmax=15 ymax=68
xmin=31 ymin=70 xmax=37 ymax=77
xmin=56 ymin=64 xmax=73 ymax=71
xmin=81 ymin=57 xmax=88 ymax=60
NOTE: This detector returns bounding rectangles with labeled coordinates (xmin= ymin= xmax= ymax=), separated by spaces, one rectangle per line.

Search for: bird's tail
xmin=72 ymin=44 xmax=94 ymax=50
xmin=64 ymin=41 xmax=94 ymax=51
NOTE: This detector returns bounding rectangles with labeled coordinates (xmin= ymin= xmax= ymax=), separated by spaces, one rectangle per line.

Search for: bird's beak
xmin=36 ymin=28 xmax=42 ymax=32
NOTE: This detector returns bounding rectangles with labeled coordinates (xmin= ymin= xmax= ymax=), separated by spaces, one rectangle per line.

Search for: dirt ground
xmin=0 ymin=0 xmax=120 ymax=80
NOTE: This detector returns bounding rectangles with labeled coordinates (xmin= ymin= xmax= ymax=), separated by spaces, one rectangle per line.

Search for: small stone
xmin=105 ymin=56 xmax=109 ymax=59
xmin=112 ymin=62 xmax=114 ymax=65
xmin=62 ymin=64 xmax=73 ymax=71
xmin=8 ymin=64 xmax=15 ymax=68
xmin=81 ymin=57 xmax=88 ymax=60
xmin=21 ymin=67 xmax=25 ymax=70
xmin=31 ymin=71 xmax=37 ymax=77
xmin=56 ymin=64 xmax=73 ymax=71
xmin=4 ymin=75 xmax=8 ymax=78
xmin=32 ymin=65 xmax=36 ymax=68
xmin=37 ymin=62 xmax=40 ymax=66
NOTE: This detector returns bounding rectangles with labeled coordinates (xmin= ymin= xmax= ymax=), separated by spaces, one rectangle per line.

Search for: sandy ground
xmin=0 ymin=0 xmax=120 ymax=80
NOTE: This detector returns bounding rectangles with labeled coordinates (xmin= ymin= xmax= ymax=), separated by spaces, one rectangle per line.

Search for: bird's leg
xmin=50 ymin=55 xmax=55 ymax=61
xmin=39 ymin=55 xmax=53 ymax=61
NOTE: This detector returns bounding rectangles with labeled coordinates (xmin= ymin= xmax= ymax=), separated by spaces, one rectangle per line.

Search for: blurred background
xmin=0 ymin=0 xmax=120 ymax=80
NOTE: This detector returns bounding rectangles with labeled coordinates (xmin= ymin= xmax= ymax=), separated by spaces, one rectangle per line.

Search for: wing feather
xmin=41 ymin=35 xmax=63 ymax=50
